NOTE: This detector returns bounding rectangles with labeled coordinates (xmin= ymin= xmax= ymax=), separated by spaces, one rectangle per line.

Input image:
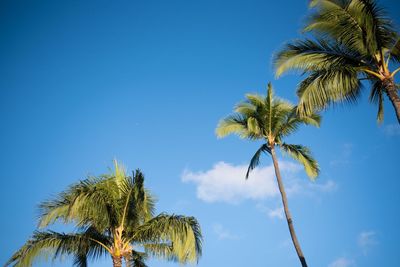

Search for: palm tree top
xmin=216 ymin=83 xmax=321 ymax=179
xmin=274 ymin=0 xmax=400 ymax=122
xmin=7 ymin=160 xmax=202 ymax=267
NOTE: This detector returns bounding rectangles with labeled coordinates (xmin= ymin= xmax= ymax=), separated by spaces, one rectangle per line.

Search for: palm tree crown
xmin=275 ymin=0 xmax=400 ymax=123
xmin=6 ymin=161 xmax=202 ymax=267
xmin=216 ymin=83 xmax=320 ymax=179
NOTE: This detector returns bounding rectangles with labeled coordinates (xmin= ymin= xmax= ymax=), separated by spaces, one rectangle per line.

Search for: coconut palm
xmin=275 ymin=0 xmax=400 ymax=123
xmin=216 ymin=83 xmax=320 ymax=267
xmin=6 ymin=161 xmax=202 ymax=267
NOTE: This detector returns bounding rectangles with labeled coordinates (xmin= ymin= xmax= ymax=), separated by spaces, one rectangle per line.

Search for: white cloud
xmin=213 ymin=223 xmax=239 ymax=240
xmin=328 ymin=257 xmax=355 ymax=267
xmin=182 ymin=161 xmax=337 ymax=204
xmin=383 ymin=124 xmax=400 ymax=136
xmin=358 ymin=231 xmax=377 ymax=255
xmin=181 ymin=161 xmax=300 ymax=204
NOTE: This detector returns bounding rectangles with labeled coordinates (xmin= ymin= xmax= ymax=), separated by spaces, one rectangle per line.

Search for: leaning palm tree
xmin=216 ymin=83 xmax=320 ymax=267
xmin=6 ymin=161 xmax=202 ymax=267
xmin=275 ymin=0 xmax=400 ymax=123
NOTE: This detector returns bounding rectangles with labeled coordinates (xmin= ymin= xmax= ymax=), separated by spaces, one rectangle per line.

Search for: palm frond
xmin=296 ymin=68 xmax=362 ymax=115
xmin=390 ymin=37 xmax=400 ymax=63
xmin=275 ymin=108 xmax=321 ymax=139
xmin=127 ymin=250 xmax=148 ymax=267
xmin=349 ymin=0 xmax=396 ymax=53
xmin=216 ymin=114 xmax=247 ymax=138
xmin=5 ymin=230 xmax=107 ymax=267
xmin=246 ymin=144 xmax=271 ymax=179
xmin=305 ymin=0 xmax=367 ymax=53
xmin=38 ymin=176 xmax=117 ymax=231
xmin=280 ymin=143 xmax=320 ymax=179
xmin=128 ymin=170 xmax=156 ymax=227
xmin=132 ymin=214 xmax=202 ymax=263
xmin=144 ymin=243 xmax=176 ymax=262
xmin=369 ymin=80 xmax=385 ymax=123
xmin=274 ymin=38 xmax=366 ymax=77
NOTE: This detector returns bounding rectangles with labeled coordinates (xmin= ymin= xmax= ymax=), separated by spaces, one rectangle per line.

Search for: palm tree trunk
xmin=271 ymin=148 xmax=308 ymax=267
xmin=384 ymin=77 xmax=400 ymax=123
xmin=112 ymin=256 xmax=123 ymax=267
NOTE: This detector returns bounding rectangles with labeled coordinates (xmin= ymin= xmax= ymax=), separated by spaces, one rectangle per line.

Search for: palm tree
xmin=216 ymin=83 xmax=320 ymax=267
xmin=275 ymin=0 xmax=400 ymax=123
xmin=6 ymin=161 xmax=202 ymax=267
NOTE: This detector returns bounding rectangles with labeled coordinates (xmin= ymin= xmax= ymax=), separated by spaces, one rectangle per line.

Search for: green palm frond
xmin=216 ymin=114 xmax=248 ymax=138
xmin=280 ymin=143 xmax=320 ymax=179
xmin=246 ymin=93 xmax=265 ymax=108
xmin=39 ymin=176 xmax=120 ymax=231
xmin=246 ymin=144 xmax=271 ymax=179
xmin=275 ymin=38 xmax=366 ymax=78
xmin=72 ymin=253 xmax=88 ymax=267
xmin=127 ymin=250 xmax=148 ymax=267
xmin=144 ymin=243 xmax=176 ymax=262
xmin=275 ymin=108 xmax=321 ymax=139
xmin=132 ymin=214 xmax=202 ymax=263
xmin=131 ymin=170 xmax=156 ymax=224
xmin=307 ymin=0 xmax=396 ymax=54
xmin=296 ymin=68 xmax=362 ymax=115
xmin=350 ymin=0 xmax=396 ymax=52
xmin=5 ymin=231 xmax=107 ymax=267
xmin=369 ymin=80 xmax=385 ymax=122
xmin=234 ymin=102 xmax=256 ymax=116
xmin=306 ymin=0 xmax=368 ymax=52
xmin=390 ymin=37 xmax=400 ymax=63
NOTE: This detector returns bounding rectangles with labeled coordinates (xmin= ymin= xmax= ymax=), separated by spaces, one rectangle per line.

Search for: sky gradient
xmin=1 ymin=0 xmax=399 ymax=266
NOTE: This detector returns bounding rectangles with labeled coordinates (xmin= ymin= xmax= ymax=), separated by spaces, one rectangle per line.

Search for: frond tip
xmin=280 ymin=143 xmax=320 ymax=179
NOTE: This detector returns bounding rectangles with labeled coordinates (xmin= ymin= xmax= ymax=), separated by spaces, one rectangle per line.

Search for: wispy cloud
xmin=213 ymin=223 xmax=239 ymax=240
xmin=256 ymin=204 xmax=284 ymax=220
xmin=358 ymin=231 xmax=377 ymax=255
xmin=267 ymin=206 xmax=284 ymax=220
xmin=328 ymin=257 xmax=355 ymax=267
xmin=328 ymin=230 xmax=378 ymax=266
xmin=308 ymin=179 xmax=338 ymax=192
xmin=330 ymin=143 xmax=353 ymax=166
xmin=286 ymin=179 xmax=338 ymax=197
xmin=383 ymin=123 xmax=400 ymax=136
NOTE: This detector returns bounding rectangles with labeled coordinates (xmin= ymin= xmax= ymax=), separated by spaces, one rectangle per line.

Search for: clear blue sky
xmin=1 ymin=0 xmax=399 ymax=266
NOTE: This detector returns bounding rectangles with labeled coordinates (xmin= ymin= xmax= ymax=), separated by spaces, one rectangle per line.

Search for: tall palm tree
xmin=275 ymin=0 xmax=400 ymax=123
xmin=216 ymin=83 xmax=320 ymax=267
xmin=6 ymin=161 xmax=202 ymax=267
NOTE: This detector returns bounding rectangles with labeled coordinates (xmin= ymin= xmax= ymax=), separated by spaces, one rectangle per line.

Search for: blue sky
xmin=1 ymin=0 xmax=399 ymax=266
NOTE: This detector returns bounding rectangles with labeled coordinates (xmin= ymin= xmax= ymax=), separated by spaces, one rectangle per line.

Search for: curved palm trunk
xmin=271 ymin=148 xmax=308 ymax=267
xmin=112 ymin=256 xmax=123 ymax=267
xmin=384 ymin=77 xmax=400 ymax=124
